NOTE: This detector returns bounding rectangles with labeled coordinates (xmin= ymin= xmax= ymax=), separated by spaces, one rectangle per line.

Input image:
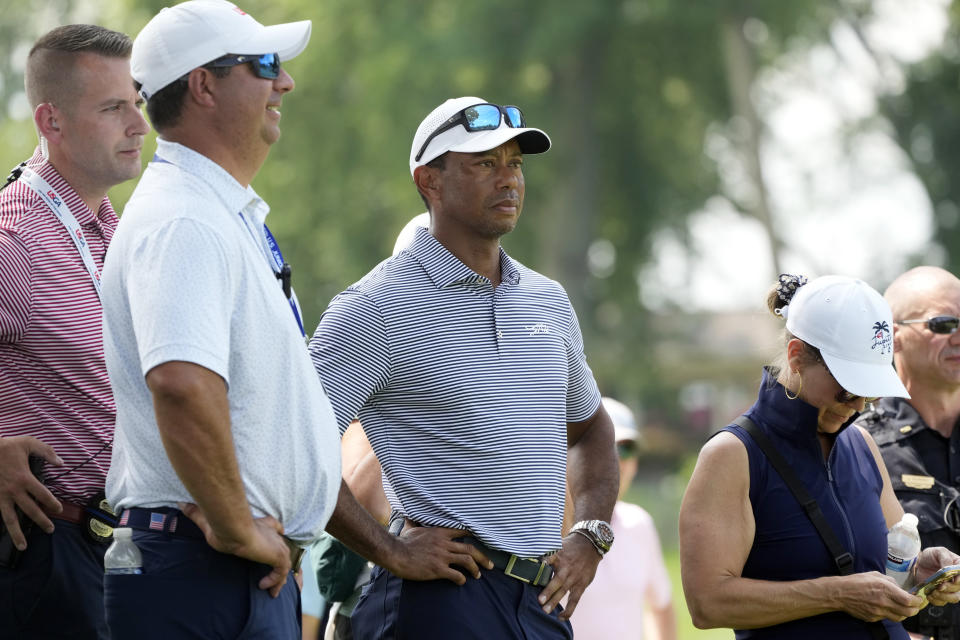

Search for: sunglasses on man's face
xmin=414 ymin=103 xmax=526 ymax=163
xmin=897 ymin=315 xmax=960 ymax=335
xmin=616 ymin=441 xmax=637 ymax=460
xmin=207 ymin=53 xmax=280 ymax=80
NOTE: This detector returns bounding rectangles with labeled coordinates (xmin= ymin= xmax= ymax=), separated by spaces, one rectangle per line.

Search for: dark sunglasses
xmin=207 ymin=52 xmax=280 ymax=80
xmin=414 ymin=103 xmax=525 ymax=163
xmin=819 ymin=360 xmax=879 ymax=404
xmin=898 ymin=316 xmax=960 ymax=335
xmin=616 ymin=441 xmax=637 ymax=460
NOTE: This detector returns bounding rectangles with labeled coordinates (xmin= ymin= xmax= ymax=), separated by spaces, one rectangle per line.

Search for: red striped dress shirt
xmin=0 ymin=148 xmax=116 ymax=503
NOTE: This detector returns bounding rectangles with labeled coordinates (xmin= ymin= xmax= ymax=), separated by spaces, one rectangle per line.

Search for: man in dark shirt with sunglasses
xmin=857 ymin=266 xmax=960 ymax=640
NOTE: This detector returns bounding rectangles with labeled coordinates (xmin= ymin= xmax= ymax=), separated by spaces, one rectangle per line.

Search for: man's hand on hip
xmin=387 ymin=526 xmax=493 ymax=585
xmin=538 ymin=532 xmax=602 ymax=619
xmin=179 ymin=501 xmax=291 ymax=597
xmin=0 ymin=435 xmax=63 ymax=549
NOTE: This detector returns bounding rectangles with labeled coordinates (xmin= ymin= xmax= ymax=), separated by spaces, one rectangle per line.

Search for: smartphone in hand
xmin=910 ymin=563 xmax=960 ymax=605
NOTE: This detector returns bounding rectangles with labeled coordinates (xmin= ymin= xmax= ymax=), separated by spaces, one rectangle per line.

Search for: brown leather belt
xmin=45 ymin=500 xmax=86 ymax=524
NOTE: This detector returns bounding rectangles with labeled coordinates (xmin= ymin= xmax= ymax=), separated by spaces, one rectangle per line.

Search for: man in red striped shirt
xmin=0 ymin=24 xmax=148 ymax=639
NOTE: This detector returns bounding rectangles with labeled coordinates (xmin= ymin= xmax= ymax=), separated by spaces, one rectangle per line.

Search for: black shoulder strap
xmin=733 ymin=415 xmax=889 ymax=639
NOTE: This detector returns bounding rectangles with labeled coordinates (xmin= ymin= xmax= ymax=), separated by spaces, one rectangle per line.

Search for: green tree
xmin=0 ymin=0 xmax=885 ymax=436
xmin=881 ymin=1 xmax=960 ymax=273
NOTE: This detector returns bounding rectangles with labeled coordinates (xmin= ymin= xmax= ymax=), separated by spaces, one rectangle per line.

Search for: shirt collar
xmin=752 ymin=366 xmax=864 ymax=447
xmin=153 ymin=139 xmax=269 ymax=225
xmin=874 ymin=396 xmax=931 ymax=434
xmin=26 ymin=146 xmax=115 ymax=226
xmin=752 ymin=366 xmax=825 ymax=442
xmin=409 ymin=226 xmax=521 ymax=289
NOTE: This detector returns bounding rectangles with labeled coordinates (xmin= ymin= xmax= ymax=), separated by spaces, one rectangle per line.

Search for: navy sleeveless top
xmin=722 ymin=368 xmax=907 ymax=639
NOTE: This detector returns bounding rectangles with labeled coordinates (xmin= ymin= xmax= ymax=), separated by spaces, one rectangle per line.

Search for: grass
xmin=622 ymin=473 xmax=731 ymax=639
xmin=663 ymin=547 xmax=730 ymax=640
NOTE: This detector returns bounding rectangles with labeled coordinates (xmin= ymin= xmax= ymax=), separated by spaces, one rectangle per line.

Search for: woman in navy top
xmin=679 ymin=275 xmax=960 ymax=639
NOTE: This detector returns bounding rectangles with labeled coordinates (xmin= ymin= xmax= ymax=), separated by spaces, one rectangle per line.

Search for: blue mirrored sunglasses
xmin=415 ymin=103 xmax=525 ymax=163
xmin=207 ymin=53 xmax=280 ymax=80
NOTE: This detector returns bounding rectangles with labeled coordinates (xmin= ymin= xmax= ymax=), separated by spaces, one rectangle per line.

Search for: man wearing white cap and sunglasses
xmin=309 ymin=97 xmax=619 ymax=638
xmin=858 ymin=266 xmax=960 ymax=640
xmin=101 ymin=3 xmax=486 ymax=638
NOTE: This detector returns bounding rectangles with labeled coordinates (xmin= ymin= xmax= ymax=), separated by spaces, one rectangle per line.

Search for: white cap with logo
xmin=132 ymin=0 xmax=311 ymax=100
xmin=780 ymin=275 xmax=909 ymax=399
xmin=409 ymin=96 xmax=551 ymax=177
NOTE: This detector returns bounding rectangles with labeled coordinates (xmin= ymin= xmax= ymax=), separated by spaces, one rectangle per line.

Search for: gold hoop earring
xmin=785 ymin=370 xmax=802 ymax=400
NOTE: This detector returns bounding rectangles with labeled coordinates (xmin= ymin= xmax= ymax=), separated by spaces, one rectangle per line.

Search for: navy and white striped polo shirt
xmin=310 ymin=227 xmax=601 ymax=557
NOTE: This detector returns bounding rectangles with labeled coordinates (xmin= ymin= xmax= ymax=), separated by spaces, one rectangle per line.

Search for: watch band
xmin=569 ymin=519 xmax=614 ymax=557
xmin=570 ymin=528 xmax=605 ymax=557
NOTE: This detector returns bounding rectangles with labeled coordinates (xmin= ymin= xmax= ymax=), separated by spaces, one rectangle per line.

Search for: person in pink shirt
xmin=571 ymin=397 xmax=678 ymax=640
xmin=0 ymin=23 xmax=147 ymax=640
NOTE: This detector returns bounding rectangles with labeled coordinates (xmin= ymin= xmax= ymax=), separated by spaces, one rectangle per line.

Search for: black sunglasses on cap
xmin=206 ymin=53 xmax=280 ymax=80
xmin=897 ymin=316 xmax=960 ymax=335
xmin=414 ymin=103 xmax=526 ymax=163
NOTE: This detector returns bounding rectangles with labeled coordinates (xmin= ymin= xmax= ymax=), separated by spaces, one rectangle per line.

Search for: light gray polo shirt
xmin=102 ymin=139 xmax=340 ymax=542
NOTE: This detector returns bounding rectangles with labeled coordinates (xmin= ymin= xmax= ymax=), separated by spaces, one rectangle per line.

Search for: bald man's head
xmin=885 ymin=266 xmax=960 ymax=322
xmin=25 ymin=24 xmax=131 ymax=114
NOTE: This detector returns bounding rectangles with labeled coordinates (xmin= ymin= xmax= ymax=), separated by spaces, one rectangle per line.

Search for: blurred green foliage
xmin=0 ymin=0 xmax=897 ymax=445
xmin=882 ymin=1 xmax=960 ymax=275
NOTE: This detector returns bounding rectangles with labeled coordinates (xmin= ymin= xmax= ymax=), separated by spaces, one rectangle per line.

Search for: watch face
xmin=593 ymin=521 xmax=614 ymax=546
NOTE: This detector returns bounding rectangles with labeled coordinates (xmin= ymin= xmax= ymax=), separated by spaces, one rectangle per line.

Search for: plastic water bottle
xmin=887 ymin=513 xmax=921 ymax=588
xmin=104 ymin=528 xmax=143 ymax=575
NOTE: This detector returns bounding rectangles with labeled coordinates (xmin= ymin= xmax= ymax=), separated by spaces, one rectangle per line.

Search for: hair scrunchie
xmin=774 ymin=273 xmax=807 ymax=318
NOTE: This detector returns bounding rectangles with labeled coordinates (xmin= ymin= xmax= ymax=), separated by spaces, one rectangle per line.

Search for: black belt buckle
xmin=503 ymin=554 xmax=548 ymax=586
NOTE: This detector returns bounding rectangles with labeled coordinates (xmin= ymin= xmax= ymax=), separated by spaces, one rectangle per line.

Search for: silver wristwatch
xmin=569 ymin=519 xmax=614 ymax=557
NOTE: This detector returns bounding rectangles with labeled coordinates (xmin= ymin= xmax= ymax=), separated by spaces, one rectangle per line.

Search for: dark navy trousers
xmin=104 ymin=529 xmax=301 ymax=639
xmin=351 ymin=564 xmax=573 ymax=640
xmin=0 ymin=520 xmax=109 ymax=640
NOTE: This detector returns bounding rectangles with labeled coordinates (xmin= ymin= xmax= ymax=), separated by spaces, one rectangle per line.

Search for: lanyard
xmin=241 ymin=211 xmax=306 ymax=338
xmin=18 ymin=167 xmax=102 ymax=302
xmin=152 ymin=154 xmax=305 ymax=337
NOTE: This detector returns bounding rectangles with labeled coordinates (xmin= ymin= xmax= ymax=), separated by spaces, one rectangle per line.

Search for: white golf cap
xmin=409 ymin=96 xmax=551 ymax=176
xmin=781 ymin=275 xmax=909 ymax=399
xmin=601 ymin=397 xmax=639 ymax=443
xmin=132 ymin=0 xmax=311 ymax=100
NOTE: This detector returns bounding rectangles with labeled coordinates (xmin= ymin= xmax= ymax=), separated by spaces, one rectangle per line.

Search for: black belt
xmin=387 ymin=514 xmax=553 ymax=587
xmin=119 ymin=507 xmax=305 ymax=572
xmin=461 ymin=536 xmax=553 ymax=587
